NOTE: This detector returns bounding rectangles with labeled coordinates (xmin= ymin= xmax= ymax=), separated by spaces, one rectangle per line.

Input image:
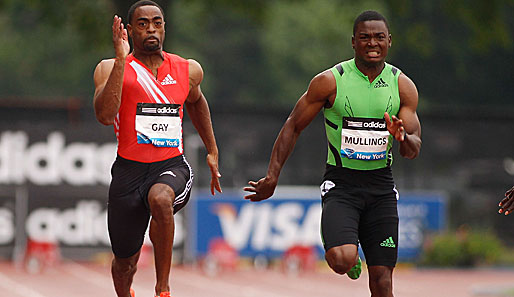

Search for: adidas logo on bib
xmin=161 ymin=74 xmax=177 ymax=85
xmin=380 ymin=236 xmax=396 ymax=248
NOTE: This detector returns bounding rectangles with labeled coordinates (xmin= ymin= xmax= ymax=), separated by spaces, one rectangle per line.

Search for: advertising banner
xmin=397 ymin=192 xmax=447 ymax=259
xmin=0 ymin=128 xmax=185 ymax=260
xmin=192 ymin=188 xmax=446 ymax=262
xmin=0 ymin=195 xmax=15 ymax=251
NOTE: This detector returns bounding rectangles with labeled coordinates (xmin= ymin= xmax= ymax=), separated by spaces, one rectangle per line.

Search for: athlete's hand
xmin=385 ymin=112 xmax=405 ymax=142
xmin=207 ymin=153 xmax=222 ymax=195
xmin=499 ymin=186 xmax=514 ymax=215
xmin=112 ymin=15 xmax=130 ymax=60
xmin=244 ymin=176 xmax=277 ymax=202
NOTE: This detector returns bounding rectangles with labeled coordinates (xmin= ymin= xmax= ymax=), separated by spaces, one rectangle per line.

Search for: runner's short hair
xmin=128 ymin=0 xmax=164 ymax=25
xmin=353 ymin=11 xmax=389 ymax=35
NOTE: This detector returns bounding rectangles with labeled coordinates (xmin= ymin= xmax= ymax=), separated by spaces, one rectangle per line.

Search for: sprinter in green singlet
xmin=244 ymin=11 xmax=421 ymax=297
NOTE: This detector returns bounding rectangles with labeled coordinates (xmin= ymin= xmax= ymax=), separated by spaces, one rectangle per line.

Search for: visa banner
xmin=191 ymin=188 xmax=446 ymax=262
xmin=397 ymin=192 xmax=447 ymax=259
xmin=192 ymin=188 xmax=322 ymax=259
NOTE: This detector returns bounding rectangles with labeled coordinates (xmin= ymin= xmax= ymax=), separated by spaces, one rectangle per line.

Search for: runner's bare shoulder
xmin=94 ymin=58 xmax=116 ymax=87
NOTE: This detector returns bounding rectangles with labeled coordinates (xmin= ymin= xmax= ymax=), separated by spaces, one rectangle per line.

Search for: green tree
xmin=387 ymin=0 xmax=514 ymax=109
xmin=169 ymin=0 xmax=390 ymax=109
xmin=0 ymin=0 xmax=114 ymax=99
xmin=262 ymin=0 xmax=388 ymax=107
xmin=168 ymin=0 xmax=272 ymax=110
xmin=0 ymin=0 xmax=512 ymax=111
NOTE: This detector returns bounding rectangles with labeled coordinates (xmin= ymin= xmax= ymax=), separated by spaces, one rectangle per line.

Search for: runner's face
xmin=128 ymin=5 xmax=165 ymax=52
xmin=352 ymin=20 xmax=391 ymax=65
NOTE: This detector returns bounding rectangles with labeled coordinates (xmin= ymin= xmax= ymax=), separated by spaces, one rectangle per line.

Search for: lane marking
xmin=62 ymin=261 xmax=146 ymax=294
xmin=60 ymin=262 xmax=113 ymax=289
xmin=0 ymin=271 xmax=49 ymax=297
xmin=175 ymin=268 xmax=285 ymax=297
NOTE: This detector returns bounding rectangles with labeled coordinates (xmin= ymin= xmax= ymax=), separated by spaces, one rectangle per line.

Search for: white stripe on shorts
xmin=173 ymin=155 xmax=193 ymax=206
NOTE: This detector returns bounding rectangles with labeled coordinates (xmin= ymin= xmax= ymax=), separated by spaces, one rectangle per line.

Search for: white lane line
xmin=60 ymin=262 xmax=113 ymax=290
xmin=174 ymin=269 xmax=285 ymax=297
xmin=0 ymin=271 xmax=49 ymax=297
xmin=61 ymin=261 xmax=146 ymax=294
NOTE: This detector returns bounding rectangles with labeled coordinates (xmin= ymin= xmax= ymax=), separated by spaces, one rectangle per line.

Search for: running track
xmin=1 ymin=261 xmax=514 ymax=297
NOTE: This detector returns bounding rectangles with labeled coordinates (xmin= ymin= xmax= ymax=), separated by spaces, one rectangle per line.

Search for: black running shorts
xmin=320 ymin=164 xmax=399 ymax=267
xmin=108 ymin=154 xmax=193 ymax=258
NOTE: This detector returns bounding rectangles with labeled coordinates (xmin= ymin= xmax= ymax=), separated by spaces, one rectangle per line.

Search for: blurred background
xmin=0 ymin=0 xmax=514 ymax=277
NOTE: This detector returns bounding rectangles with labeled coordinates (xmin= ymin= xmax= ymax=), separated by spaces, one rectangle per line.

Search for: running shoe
xmin=130 ymin=288 xmax=135 ymax=297
xmin=156 ymin=292 xmax=171 ymax=297
xmin=347 ymin=256 xmax=362 ymax=280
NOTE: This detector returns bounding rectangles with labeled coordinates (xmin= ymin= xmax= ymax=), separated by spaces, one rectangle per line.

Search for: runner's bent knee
xmin=325 ymin=245 xmax=358 ymax=274
xmin=148 ymin=184 xmax=175 ymax=217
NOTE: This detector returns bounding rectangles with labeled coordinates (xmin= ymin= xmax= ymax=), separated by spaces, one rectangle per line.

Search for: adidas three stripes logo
xmin=380 ymin=236 xmax=396 ymax=248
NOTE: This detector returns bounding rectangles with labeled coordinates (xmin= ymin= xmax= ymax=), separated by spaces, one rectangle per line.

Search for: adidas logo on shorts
xmin=380 ymin=236 xmax=396 ymax=248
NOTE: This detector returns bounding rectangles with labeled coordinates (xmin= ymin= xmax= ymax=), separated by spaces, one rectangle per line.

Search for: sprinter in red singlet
xmin=93 ymin=1 xmax=221 ymax=297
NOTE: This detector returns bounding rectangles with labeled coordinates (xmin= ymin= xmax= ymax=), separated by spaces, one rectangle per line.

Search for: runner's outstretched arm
xmin=244 ymin=70 xmax=336 ymax=201
xmin=93 ymin=15 xmax=130 ymax=125
xmin=185 ymin=59 xmax=222 ymax=195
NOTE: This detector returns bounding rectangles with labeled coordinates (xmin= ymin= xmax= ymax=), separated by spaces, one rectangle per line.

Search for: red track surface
xmin=1 ymin=261 xmax=514 ymax=297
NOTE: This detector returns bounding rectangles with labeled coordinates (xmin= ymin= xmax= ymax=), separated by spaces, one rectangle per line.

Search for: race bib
xmin=136 ymin=103 xmax=182 ymax=148
xmin=341 ymin=117 xmax=389 ymax=161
